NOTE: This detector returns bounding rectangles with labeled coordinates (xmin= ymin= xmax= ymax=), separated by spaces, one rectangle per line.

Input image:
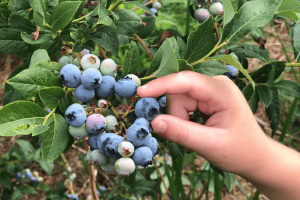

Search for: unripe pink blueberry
xmin=80 ymin=49 xmax=90 ymax=56
xmin=98 ymin=99 xmax=107 ymax=108
xmin=101 ymin=163 xmax=116 ymax=173
xmin=209 ymin=2 xmax=223 ymax=15
xmin=85 ymin=114 xmax=106 ymax=134
xmin=115 ymin=158 xmax=136 ymax=176
xmin=91 ymin=149 xmax=108 ymax=165
xmin=118 ymin=141 xmax=135 ymax=157
xmin=194 ymin=8 xmax=210 ymax=23
xmin=81 ymin=54 xmax=100 ymax=70
xmin=100 ymin=58 xmax=117 ymax=76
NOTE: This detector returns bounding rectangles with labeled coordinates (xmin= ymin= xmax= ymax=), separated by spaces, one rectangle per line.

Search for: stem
xmin=214 ymin=22 xmax=221 ymax=41
xmin=43 ymin=108 xmax=56 ymax=125
xmin=108 ymin=0 xmax=124 ymax=11
xmin=61 ymin=153 xmax=75 ymax=195
xmin=152 ymin=158 xmax=170 ymax=195
xmin=105 ymin=99 xmax=120 ymax=119
xmin=185 ymin=0 xmax=190 ymax=36
xmin=140 ymin=75 xmax=155 ymax=81
xmin=191 ymin=41 xmax=228 ymax=66
xmin=133 ymin=33 xmax=154 ymax=60
xmin=286 ymin=63 xmax=300 ymax=67
xmin=97 ymin=44 xmax=108 ymax=59
xmin=72 ymin=13 xmax=92 ymax=23
xmin=84 ymin=139 xmax=100 ymax=200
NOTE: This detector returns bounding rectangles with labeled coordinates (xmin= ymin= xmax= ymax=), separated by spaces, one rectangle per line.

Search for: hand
xmin=137 ymin=71 xmax=269 ymax=176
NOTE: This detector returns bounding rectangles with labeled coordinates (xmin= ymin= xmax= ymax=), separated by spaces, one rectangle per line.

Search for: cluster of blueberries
xmin=59 ymin=52 xmax=167 ymax=175
xmin=143 ymin=0 xmax=162 ymax=17
xmin=15 ymin=169 xmax=43 ymax=183
xmin=193 ymin=0 xmax=223 ymax=23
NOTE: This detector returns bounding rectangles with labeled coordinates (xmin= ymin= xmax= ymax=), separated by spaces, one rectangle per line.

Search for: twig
xmin=97 ymin=44 xmax=108 ymax=59
xmin=133 ymin=34 xmax=154 ymax=60
xmin=152 ymin=157 xmax=170 ymax=196
xmin=105 ymin=99 xmax=121 ymax=119
xmin=214 ymin=22 xmax=220 ymax=41
xmin=72 ymin=144 xmax=87 ymax=154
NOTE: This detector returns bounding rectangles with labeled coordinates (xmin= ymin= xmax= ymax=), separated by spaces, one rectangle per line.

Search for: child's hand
xmin=137 ymin=71 xmax=269 ymax=176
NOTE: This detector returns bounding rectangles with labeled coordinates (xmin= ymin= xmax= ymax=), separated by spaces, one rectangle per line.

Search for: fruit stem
xmin=43 ymin=108 xmax=56 ymax=125
xmin=108 ymin=0 xmax=124 ymax=11
xmin=61 ymin=153 xmax=75 ymax=195
xmin=72 ymin=13 xmax=92 ymax=23
xmin=97 ymin=44 xmax=108 ymax=59
xmin=133 ymin=33 xmax=154 ymax=60
xmin=214 ymin=22 xmax=221 ymax=41
xmin=152 ymin=157 xmax=170 ymax=195
xmin=105 ymin=99 xmax=121 ymax=119
xmin=84 ymin=139 xmax=100 ymax=200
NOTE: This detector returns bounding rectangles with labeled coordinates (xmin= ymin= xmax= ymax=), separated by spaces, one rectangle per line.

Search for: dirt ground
xmin=0 ymin=19 xmax=299 ymax=200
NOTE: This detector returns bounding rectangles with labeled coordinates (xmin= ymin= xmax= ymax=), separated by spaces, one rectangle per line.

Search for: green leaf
xmin=11 ymin=188 xmax=23 ymax=200
xmin=0 ymin=28 xmax=29 ymax=54
xmin=123 ymin=1 xmax=155 ymax=16
xmin=145 ymin=41 xmax=166 ymax=77
xmin=277 ymin=0 xmax=300 ymax=20
xmin=29 ymin=0 xmax=46 ymax=26
xmin=136 ymin=16 xmax=156 ymax=39
xmin=22 ymin=187 xmax=37 ymax=195
xmin=230 ymin=44 xmax=269 ymax=63
xmin=222 ymin=0 xmax=234 ymax=26
xmin=256 ymin=85 xmax=273 ymax=107
xmin=224 ymin=172 xmax=236 ymax=192
xmin=51 ymin=1 xmax=82 ymax=33
xmin=16 ymin=139 xmax=35 ymax=160
xmin=293 ymin=21 xmax=300 ymax=57
xmin=113 ymin=9 xmax=142 ymax=35
xmin=193 ymin=60 xmax=227 ymax=76
xmin=10 ymin=15 xmax=36 ymax=33
xmin=59 ymin=93 xmax=78 ymax=113
xmin=177 ymin=37 xmax=187 ymax=59
xmin=184 ymin=16 xmax=215 ymax=63
xmin=178 ymin=59 xmax=194 ymax=72
xmin=122 ymin=41 xmax=140 ymax=76
xmin=274 ymin=80 xmax=300 ymax=98
xmin=0 ymin=101 xmax=46 ymax=137
xmin=39 ymin=113 xmax=69 ymax=161
xmin=29 ymin=49 xmax=50 ymax=68
xmin=34 ymin=60 xmax=63 ymax=73
xmin=206 ymin=54 xmax=255 ymax=89
xmin=91 ymin=32 xmax=119 ymax=57
xmin=9 ymin=0 xmax=30 ymax=11
xmin=266 ymin=88 xmax=280 ymax=135
xmin=220 ymin=0 xmax=281 ymax=43
xmin=251 ymin=27 xmax=267 ymax=42
xmin=39 ymin=87 xmax=65 ymax=110
xmin=7 ymin=68 xmax=62 ymax=101
xmin=21 ymin=32 xmax=53 ymax=44
xmin=242 ymin=84 xmax=259 ymax=113
xmin=129 ymin=180 xmax=157 ymax=196
xmin=34 ymin=149 xmax=54 ymax=175
xmin=89 ymin=3 xmax=116 ymax=29
xmin=249 ymin=61 xmax=285 ymax=83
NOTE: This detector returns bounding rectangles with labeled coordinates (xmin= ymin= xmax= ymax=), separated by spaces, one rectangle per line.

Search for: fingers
xmin=138 ymin=71 xmax=234 ymax=115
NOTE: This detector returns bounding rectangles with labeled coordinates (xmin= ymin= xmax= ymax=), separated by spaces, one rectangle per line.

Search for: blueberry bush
xmin=0 ymin=0 xmax=300 ymax=199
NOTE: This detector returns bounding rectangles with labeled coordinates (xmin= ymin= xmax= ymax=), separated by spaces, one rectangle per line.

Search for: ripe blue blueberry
xmin=146 ymin=8 xmax=158 ymax=17
xmin=87 ymin=133 xmax=102 ymax=150
xmin=65 ymin=104 xmax=86 ymax=127
xmin=135 ymin=97 xmax=159 ymax=121
xmin=60 ymin=64 xmax=81 ymax=88
xmin=97 ymin=133 xmax=125 ymax=158
xmin=100 ymin=186 xmax=106 ymax=192
xmin=58 ymin=56 xmax=73 ymax=66
xmin=143 ymin=0 xmax=152 ymax=8
xmin=15 ymin=172 xmax=22 ymax=179
xmin=158 ymin=95 xmax=166 ymax=113
xmin=133 ymin=118 xmax=153 ymax=133
xmin=114 ymin=77 xmax=137 ymax=98
xmin=132 ymin=147 xmax=153 ymax=167
xmin=105 ymin=115 xmax=118 ymax=132
xmin=70 ymin=194 xmax=79 ymax=200
xmin=25 ymin=169 xmax=32 ymax=179
xmin=194 ymin=8 xmax=210 ymax=23
xmin=115 ymin=158 xmax=136 ymax=175
xmin=209 ymin=2 xmax=223 ymax=15
xmin=124 ymin=74 xmax=141 ymax=87
xmin=91 ymin=149 xmax=108 ymax=165
xmin=101 ymin=163 xmax=116 ymax=173
xmin=126 ymin=124 xmax=150 ymax=147
xmin=225 ymin=65 xmax=238 ymax=77
xmin=81 ymin=54 xmax=101 ymax=70
xmin=81 ymin=68 xmax=102 ymax=89
xmin=86 ymin=114 xmax=106 ymax=134
xmin=74 ymin=85 xmax=95 ymax=103
xmin=69 ymin=123 xmax=89 ymax=140
xmin=100 ymin=58 xmax=117 ymax=76
xmin=144 ymin=137 xmax=159 ymax=157
xmin=95 ymin=75 xmax=116 ymax=97
xmin=30 ymin=176 xmax=38 ymax=183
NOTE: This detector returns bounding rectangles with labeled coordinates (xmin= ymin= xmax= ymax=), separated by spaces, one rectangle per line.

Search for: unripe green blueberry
xmin=153 ymin=2 xmax=162 ymax=10
xmin=81 ymin=54 xmax=101 ymax=70
xmin=105 ymin=115 xmax=118 ymax=132
xmin=72 ymin=58 xmax=80 ymax=67
xmin=209 ymin=2 xmax=223 ymax=15
xmin=125 ymin=74 xmax=141 ymax=87
xmin=101 ymin=163 xmax=116 ymax=173
xmin=86 ymin=149 xmax=93 ymax=164
xmin=109 ymin=157 xmax=118 ymax=165
xmin=118 ymin=141 xmax=135 ymax=157
xmin=115 ymin=158 xmax=136 ymax=175
xmin=69 ymin=123 xmax=89 ymax=140
xmin=59 ymin=56 xmax=73 ymax=67
xmin=98 ymin=99 xmax=107 ymax=108
xmin=100 ymin=58 xmax=117 ymax=76
xmin=91 ymin=149 xmax=108 ymax=165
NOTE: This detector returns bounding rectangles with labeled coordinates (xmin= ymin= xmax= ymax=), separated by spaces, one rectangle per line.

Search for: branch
xmin=152 ymin=158 xmax=170 ymax=195
xmin=133 ymin=33 xmax=154 ymax=60
xmin=214 ymin=22 xmax=220 ymax=41
xmin=97 ymin=44 xmax=108 ymax=59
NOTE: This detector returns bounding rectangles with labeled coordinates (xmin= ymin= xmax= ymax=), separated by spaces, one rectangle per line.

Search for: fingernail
xmin=155 ymin=120 xmax=167 ymax=134
xmin=140 ymin=84 xmax=148 ymax=90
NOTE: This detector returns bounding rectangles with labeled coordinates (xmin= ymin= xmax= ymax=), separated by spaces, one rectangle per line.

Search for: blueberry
xmin=126 ymin=124 xmax=150 ymax=147
xmin=69 ymin=123 xmax=89 ymax=140
xmin=67 ymin=194 xmax=72 ymax=198
xmin=144 ymin=137 xmax=159 ymax=157
xmin=225 ymin=65 xmax=238 ymax=77
xmin=100 ymin=186 xmax=106 ymax=192
xmin=97 ymin=133 xmax=125 ymax=158
xmin=81 ymin=68 xmax=102 ymax=89
xmin=98 ymin=99 xmax=107 ymax=108
xmin=124 ymin=74 xmax=141 ymax=87
xmin=59 ymin=56 xmax=73 ymax=66
xmin=194 ymin=0 xmax=208 ymax=5
xmin=105 ymin=115 xmax=118 ymax=132
xmin=25 ymin=171 xmax=32 ymax=179
xmin=153 ymin=2 xmax=162 ymax=10
xmin=86 ymin=149 xmax=93 ymax=163
xmin=114 ymin=77 xmax=137 ymax=98
xmin=133 ymin=118 xmax=153 ymax=133
xmin=80 ymin=49 xmax=90 ymax=56
xmin=109 ymin=157 xmax=118 ymax=165
xmin=158 ymin=95 xmax=166 ymax=113
xmin=194 ymin=8 xmax=210 ymax=23
xmin=74 ymin=85 xmax=95 ymax=103
xmin=101 ymin=163 xmax=116 ymax=173
xmin=91 ymin=149 xmax=108 ymax=165
xmin=146 ymin=8 xmax=158 ymax=17
xmin=100 ymin=58 xmax=117 ymax=76
xmin=95 ymin=75 xmax=116 ymax=97
xmin=71 ymin=194 xmax=79 ymax=200
xmin=135 ymin=97 xmax=159 ymax=121
xmin=30 ymin=176 xmax=38 ymax=183
xmin=87 ymin=133 xmax=102 ymax=150
xmin=72 ymin=58 xmax=80 ymax=67
xmin=60 ymin=64 xmax=81 ymax=88
xmin=81 ymin=54 xmax=101 ymax=70
xmin=132 ymin=147 xmax=153 ymax=167
xmin=15 ymin=172 xmax=22 ymax=179
xmin=65 ymin=104 xmax=86 ymax=127
xmin=143 ymin=0 xmax=152 ymax=8
xmin=223 ymin=72 xmax=234 ymax=79
xmin=115 ymin=158 xmax=136 ymax=175
xmin=209 ymin=2 xmax=223 ymax=15
xmin=86 ymin=114 xmax=106 ymax=134
xmin=118 ymin=141 xmax=135 ymax=157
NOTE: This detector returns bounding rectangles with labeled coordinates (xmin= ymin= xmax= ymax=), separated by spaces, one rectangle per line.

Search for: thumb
xmin=151 ymin=114 xmax=219 ymax=153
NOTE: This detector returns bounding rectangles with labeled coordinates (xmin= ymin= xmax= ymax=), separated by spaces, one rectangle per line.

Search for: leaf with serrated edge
xmin=0 ymin=101 xmax=46 ymax=137
xmin=113 ymin=9 xmax=142 ymax=35
xmin=220 ymin=0 xmax=281 ymax=43
xmin=39 ymin=113 xmax=69 ymax=161
xmin=206 ymin=54 xmax=255 ymax=89
xmin=39 ymin=87 xmax=65 ymax=110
